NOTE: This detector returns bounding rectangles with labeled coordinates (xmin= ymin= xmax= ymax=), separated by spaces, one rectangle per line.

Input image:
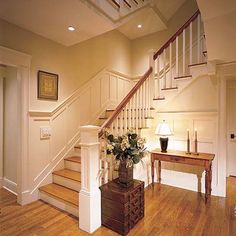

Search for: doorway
xmin=226 ymin=79 xmax=236 ymax=177
xmin=0 ymin=65 xmax=19 ymax=195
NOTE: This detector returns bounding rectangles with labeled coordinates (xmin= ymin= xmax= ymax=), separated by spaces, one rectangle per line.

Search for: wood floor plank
xmin=1 ymin=177 xmax=236 ymax=235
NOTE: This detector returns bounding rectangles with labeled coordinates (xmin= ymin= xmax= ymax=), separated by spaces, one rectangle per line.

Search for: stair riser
xmin=65 ymin=161 xmax=81 ymax=172
xmin=39 ymin=192 xmax=78 ymax=217
xmin=53 ymin=175 xmax=81 ymax=192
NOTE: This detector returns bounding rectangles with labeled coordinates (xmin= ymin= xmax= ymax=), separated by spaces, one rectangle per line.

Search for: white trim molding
xmin=0 ymin=45 xmax=30 ymax=205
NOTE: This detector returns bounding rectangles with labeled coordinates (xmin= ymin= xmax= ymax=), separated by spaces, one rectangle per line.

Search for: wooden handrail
xmin=153 ymin=9 xmax=200 ymax=60
xmin=99 ymin=67 xmax=153 ymax=137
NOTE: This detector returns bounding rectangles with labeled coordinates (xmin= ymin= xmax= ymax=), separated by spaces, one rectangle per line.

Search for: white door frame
xmin=0 ymin=46 xmax=31 ymax=205
xmin=218 ymin=62 xmax=236 ymax=197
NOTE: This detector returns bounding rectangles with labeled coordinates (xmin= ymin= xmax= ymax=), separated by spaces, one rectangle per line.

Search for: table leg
xmin=209 ymin=162 xmax=212 ymax=195
xmin=151 ymin=156 xmax=154 ymax=186
xmin=205 ymin=165 xmax=211 ymax=202
xmin=158 ymin=160 xmax=161 ymax=183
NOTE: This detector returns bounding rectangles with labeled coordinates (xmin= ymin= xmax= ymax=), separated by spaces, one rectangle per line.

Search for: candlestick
xmin=194 ymin=129 xmax=199 ymax=155
xmin=186 ymin=129 xmax=191 ymax=154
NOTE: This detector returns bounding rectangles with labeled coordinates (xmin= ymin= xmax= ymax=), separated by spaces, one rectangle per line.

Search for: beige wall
xmin=69 ymin=30 xmax=132 ymax=86
xmin=3 ymin=66 xmax=18 ymax=187
xmin=0 ymin=20 xmax=132 ymax=111
xmin=197 ymin=0 xmax=236 ymax=63
xmin=131 ymin=0 xmax=198 ymax=76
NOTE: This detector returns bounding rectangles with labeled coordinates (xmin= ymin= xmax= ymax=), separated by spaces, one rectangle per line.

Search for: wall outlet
xmin=40 ymin=126 xmax=51 ymax=139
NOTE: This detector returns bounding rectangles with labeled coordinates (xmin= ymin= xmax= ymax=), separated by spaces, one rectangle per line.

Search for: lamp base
xmin=160 ymin=137 xmax=168 ymax=152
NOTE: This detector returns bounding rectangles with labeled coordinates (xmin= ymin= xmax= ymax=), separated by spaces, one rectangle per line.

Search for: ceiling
xmin=0 ymin=0 xmax=187 ymax=46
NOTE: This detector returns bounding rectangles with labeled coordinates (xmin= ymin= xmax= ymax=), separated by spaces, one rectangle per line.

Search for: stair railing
xmin=98 ymin=9 xmax=206 ymax=184
xmin=98 ymin=67 xmax=153 ymax=184
xmin=152 ymin=10 xmax=206 ymax=99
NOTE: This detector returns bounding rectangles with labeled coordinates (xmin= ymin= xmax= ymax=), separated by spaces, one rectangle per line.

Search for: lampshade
xmin=155 ymin=121 xmax=172 ymax=136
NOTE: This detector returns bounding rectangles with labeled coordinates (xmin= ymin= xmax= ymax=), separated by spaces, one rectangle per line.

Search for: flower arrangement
xmin=104 ymin=129 xmax=146 ymax=167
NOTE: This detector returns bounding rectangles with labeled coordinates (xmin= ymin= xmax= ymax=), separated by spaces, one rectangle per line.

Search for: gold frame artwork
xmin=38 ymin=70 xmax=58 ymax=100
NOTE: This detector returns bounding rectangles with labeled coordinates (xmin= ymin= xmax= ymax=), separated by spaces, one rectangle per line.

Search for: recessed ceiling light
xmin=137 ymin=24 xmax=142 ymax=28
xmin=68 ymin=26 xmax=75 ymax=31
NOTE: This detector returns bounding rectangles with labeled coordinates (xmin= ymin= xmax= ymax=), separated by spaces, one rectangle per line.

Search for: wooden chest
xmin=99 ymin=178 xmax=144 ymax=235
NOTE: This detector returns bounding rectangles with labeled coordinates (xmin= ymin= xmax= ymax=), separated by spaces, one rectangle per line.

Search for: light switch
xmin=40 ymin=126 xmax=51 ymax=139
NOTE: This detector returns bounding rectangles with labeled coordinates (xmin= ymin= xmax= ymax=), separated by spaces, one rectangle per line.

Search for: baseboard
xmin=3 ymin=177 xmax=17 ymax=195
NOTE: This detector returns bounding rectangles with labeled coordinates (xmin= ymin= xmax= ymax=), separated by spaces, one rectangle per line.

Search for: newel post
xmin=79 ymin=125 xmax=101 ymax=233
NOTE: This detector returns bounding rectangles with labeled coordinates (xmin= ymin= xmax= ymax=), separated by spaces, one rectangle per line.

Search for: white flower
xmin=121 ymin=137 xmax=130 ymax=151
xmin=107 ymin=144 xmax=114 ymax=151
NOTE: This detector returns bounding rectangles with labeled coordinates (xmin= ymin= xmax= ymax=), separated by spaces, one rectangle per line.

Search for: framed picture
xmin=38 ymin=70 xmax=58 ymax=100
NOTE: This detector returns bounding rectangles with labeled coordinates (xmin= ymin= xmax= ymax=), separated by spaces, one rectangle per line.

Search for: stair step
xmin=174 ymin=75 xmax=192 ymax=80
xmin=64 ymin=156 xmax=81 ymax=172
xmin=53 ymin=169 xmax=81 ymax=182
xmin=153 ymin=97 xmax=165 ymax=101
xmin=65 ymin=156 xmax=81 ymax=163
xmin=161 ymin=87 xmax=178 ymax=91
xmin=39 ymin=183 xmax=78 ymax=207
xmin=188 ymin=62 xmax=207 ymax=67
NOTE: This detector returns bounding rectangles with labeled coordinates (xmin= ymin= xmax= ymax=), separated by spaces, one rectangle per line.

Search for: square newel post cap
xmin=80 ymin=125 xmax=100 ymax=144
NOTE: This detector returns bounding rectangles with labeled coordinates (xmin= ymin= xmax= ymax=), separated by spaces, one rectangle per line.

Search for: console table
xmin=150 ymin=149 xmax=215 ymax=201
xmin=100 ymin=179 xmax=144 ymax=235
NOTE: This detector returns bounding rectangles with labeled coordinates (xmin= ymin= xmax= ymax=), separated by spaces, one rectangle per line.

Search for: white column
xmin=79 ymin=125 xmax=101 ymax=234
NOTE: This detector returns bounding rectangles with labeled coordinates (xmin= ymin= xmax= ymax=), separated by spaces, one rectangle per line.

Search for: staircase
xmin=38 ymin=9 xmax=208 ymax=221
xmin=39 ymin=152 xmax=81 ymax=217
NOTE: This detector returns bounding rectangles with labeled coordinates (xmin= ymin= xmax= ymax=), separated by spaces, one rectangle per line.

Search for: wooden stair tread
xmin=174 ymin=75 xmax=192 ymax=80
xmin=74 ymin=145 xmax=81 ymax=149
xmin=53 ymin=169 xmax=81 ymax=182
xmin=64 ymin=156 xmax=81 ymax=163
xmin=161 ymin=87 xmax=178 ymax=91
xmin=188 ymin=62 xmax=207 ymax=67
xmin=153 ymin=97 xmax=165 ymax=100
xmin=39 ymin=183 xmax=78 ymax=207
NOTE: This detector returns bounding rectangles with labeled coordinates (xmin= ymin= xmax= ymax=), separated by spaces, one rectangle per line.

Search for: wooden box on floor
xmin=99 ymin=178 xmax=144 ymax=235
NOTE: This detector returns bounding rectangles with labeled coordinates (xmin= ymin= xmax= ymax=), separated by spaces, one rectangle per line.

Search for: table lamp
xmin=155 ymin=120 xmax=172 ymax=152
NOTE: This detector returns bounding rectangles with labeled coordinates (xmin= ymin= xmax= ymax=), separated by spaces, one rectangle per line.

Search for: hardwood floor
xmin=0 ymin=177 xmax=236 ymax=236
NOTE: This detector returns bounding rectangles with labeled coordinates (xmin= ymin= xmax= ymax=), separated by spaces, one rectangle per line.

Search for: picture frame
xmin=38 ymin=70 xmax=58 ymax=100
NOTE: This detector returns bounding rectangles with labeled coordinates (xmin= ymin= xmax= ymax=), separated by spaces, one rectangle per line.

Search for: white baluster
xmin=197 ymin=14 xmax=201 ymax=63
xmin=115 ymin=117 xmax=119 ymax=135
xmin=189 ymin=21 xmax=193 ymax=65
xmin=176 ymin=36 xmax=179 ymax=77
xmin=124 ymin=105 xmax=127 ymax=132
xmin=139 ymin=88 xmax=142 ymax=128
xmin=149 ymin=49 xmax=155 ymax=106
xmin=128 ymin=100 xmax=132 ymax=129
xmin=163 ymin=49 xmax=166 ymax=88
xmin=169 ymin=43 xmax=172 ymax=88
xmin=141 ymin=84 xmax=145 ymax=127
xmin=156 ymin=56 xmax=160 ymax=97
xmin=183 ymin=28 xmax=186 ymax=75
xmin=135 ymin=92 xmax=138 ymax=132
xmin=104 ymin=160 xmax=108 ymax=183
xmin=147 ymin=77 xmax=151 ymax=118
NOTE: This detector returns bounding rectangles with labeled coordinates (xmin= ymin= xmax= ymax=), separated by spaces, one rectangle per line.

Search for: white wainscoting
xmin=28 ymin=69 xmax=133 ymax=201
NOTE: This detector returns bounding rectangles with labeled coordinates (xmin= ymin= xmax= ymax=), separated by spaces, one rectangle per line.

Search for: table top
xmin=150 ymin=149 xmax=215 ymax=161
